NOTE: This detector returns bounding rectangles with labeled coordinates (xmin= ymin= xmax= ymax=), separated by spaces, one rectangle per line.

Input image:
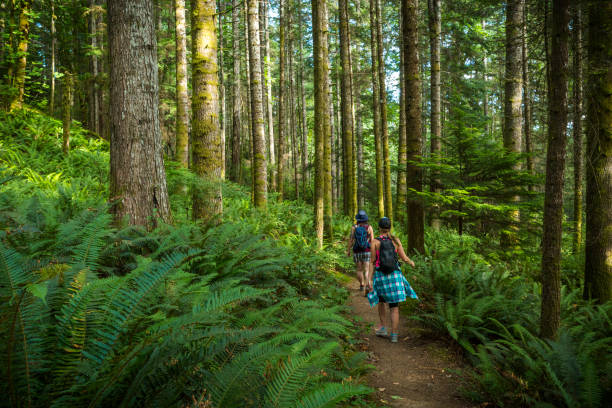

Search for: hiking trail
xmin=347 ymin=285 xmax=476 ymax=408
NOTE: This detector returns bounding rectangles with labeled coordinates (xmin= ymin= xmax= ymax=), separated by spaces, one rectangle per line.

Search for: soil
xmin=347 ymin=284 xmax=476 ymax=408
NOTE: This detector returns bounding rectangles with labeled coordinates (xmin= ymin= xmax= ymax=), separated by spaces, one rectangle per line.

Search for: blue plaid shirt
xmin=367 ymin=268 xmax=418 ymax=307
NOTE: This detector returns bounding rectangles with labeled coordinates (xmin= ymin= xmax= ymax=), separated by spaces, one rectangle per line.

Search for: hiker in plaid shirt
xmin=366 ymin=217 xmax=418 ymax=343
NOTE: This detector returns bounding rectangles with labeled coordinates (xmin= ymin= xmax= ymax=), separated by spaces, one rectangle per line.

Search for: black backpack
xmin=377 ymin=236 xmax=398 ymax=274
xmin=353 ymin=224 xmax=370 ymax=252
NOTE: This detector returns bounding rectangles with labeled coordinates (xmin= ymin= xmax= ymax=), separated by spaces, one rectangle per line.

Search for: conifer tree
xmin=174 ymin=0 xmax=189 ymax=167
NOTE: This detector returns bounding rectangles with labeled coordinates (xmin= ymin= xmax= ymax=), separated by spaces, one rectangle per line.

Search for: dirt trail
xmin=347 ymin=286 xmax=475 ymax=408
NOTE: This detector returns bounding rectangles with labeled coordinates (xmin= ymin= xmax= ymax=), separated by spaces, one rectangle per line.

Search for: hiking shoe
xmin=390 ymin=333 xmax=398 ymax=343
xmin=375 ymin=327 xmax=388 ymax=337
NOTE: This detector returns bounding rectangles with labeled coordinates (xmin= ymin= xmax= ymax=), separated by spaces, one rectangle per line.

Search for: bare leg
xmin=356 ymin=262 xmax=365 ymax=286
xmin=390 ymin=307 xmax=400 ymax=334
xmin=377 ymin=303 xmax=386 ymax=329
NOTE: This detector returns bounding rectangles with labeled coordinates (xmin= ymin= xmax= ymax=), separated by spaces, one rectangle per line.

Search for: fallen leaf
xmin=393 ymin=382 xmax=400 ymax=385
xmin=391 ymin=395 xmax=404 ymax=400
xmin=378 ymin=387 xmax=386 ymax=392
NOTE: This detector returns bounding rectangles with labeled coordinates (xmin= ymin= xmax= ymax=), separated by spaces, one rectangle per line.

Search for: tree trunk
xmin=10 ymin=0 xmax=31 ymax=110
xmin=323 ymin=41 xmax=332 ymax=239
xmin=584 ymin=0 xmax=612 ymax=303
xmin=62 ymin=72 xmax=73 ymax=155
xmin=262 ymin=0 xmax=275 ymax=191
xmin=191 ymin=0 xmax=223 ymax=220
xmin=288 ymin=22 xmax=300 ymax=200
xmin=369 ymin=0 xmax=384 ymax=218
xmin=375 ymin=0 xmax=392 ymax=222
xmin=298 ymin=7 xmax=308 ymax=198
xmin=277 ymin=0 xmax=286 ymax=199
xmin=571 ymin=3 xmax=583 ymax=253
xmin=247 ymin=0 xmax=267 ymax=207
xmin=218 ymin=0 xmax=226 ymax=179
xmin=231 ymin=0 xmax=242 ymax=182
xmin=331 ymin=76 xmax=337 ymax=211
xmin=108 ymin=0 xmax=171 ymax=226
xmin=312 ymin=0 xmax=329 ymax=248
xmin=396 ymin=7 xmax=407 ymax=225
xmin=89 ymin=0 xmax=100 ymax=135
xmin=402 ymin=0 xmax=424 ymax=254
xmin=502 ymin=0 xmax=524 ymax=246
xmin=357 ymin=103 xmax=365 ymax=209
xmin=174 ymin=0 xmax=190 ymax=167
xmin=50 ymin=0 xmax=56 ymax=116
xmin=339 ymin=0 xmax=355 ymax=218
xmin=482 ymin=19 xmax=489 ymax=136
xmin=522 ymin=8 xmax=534 ymax=189
xmin=540 ymin=0 xmax=569 ymax=340
xmin=428 ymin=0 xmax=442 ymax=230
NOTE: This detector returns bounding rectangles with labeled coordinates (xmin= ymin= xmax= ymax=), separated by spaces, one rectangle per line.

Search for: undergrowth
xmin=0 ymin=109 xmax=372 ymax=407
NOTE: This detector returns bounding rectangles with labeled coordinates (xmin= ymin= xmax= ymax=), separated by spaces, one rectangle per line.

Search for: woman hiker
xmin=366 ymin=217 xmax=418 ymax=343
xmin=347 ymin=210 xmax=375 ymax=295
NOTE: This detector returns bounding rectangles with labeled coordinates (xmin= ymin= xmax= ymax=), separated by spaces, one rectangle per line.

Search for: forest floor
xmin=346 ymin=283 xmax=476 ymax=408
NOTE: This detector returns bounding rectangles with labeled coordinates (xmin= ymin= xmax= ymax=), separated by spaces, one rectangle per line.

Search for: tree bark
xmin=522 ymin=8 xmax=534 ymax=189
xmin=247 ymin=0 xmax=267 ymax=207
xmin=402 ymin=0 xmax=424 ymax=254
xmin=571 ymin=3 xmax=583 ymax=253
xmin=340 ymin=0 xmax=356 ymax=218
xmin=231 ymin=0 xmax=242 ymax=182
xmin=263 ymin=0 xmax=276 ymax=191
xmin=89 ymin=0 xmax=100 ymax=135
xmin=312 ymin=0 xmax=330 ymax=248
xmin=375 ymin=0 xmax=392 ymax=222
xmin=10 ymin=0 xmax=32 ymax=110
xmin=584 ymin=0 xmax=612 ymax=303
xmin=191 ymin=0 xmax=223 ymax=220
xmin=540 ymin=0 xmax=569 ymax=340
xmin=277 ymin=0 xmax=286 ymax=199
xmin=369 ymin=0 xmax=384 ymax=218
xmin=174 ymin=0 xmax=190 ymax=167
xmin=108 ymin=0 xmax=171 ymax=226
xmin=298 ymin=6 xmax=308 ymax=198
xmin=323 ymin=38 xmax=332 ymax=239
xmin=218 ymin=0 xmax=226 ymax=179
xmin=502 ymin=0 xmax=524 ymax=246
xmin=428 ymin=0 xmax=441 ymax=230
xmin=396 ymin=7 xmax=407 ymax=225
xmin=50 ymin=0 xmax=56 ymax=116
xmin=62 ymin=72 xmax=73 ymax=155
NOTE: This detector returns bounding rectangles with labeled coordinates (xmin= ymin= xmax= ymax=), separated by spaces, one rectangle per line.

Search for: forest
xmin=0 ymin=0 xmax=610 ymax=407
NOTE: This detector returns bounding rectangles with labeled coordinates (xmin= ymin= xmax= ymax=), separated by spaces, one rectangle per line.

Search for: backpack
xmin=377 ymin=236 xmax=398 ymax=274
xmin=353 ymin=224 xmax=370 ymax=252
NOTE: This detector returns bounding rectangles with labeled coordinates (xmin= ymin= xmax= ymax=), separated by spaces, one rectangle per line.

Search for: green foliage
xmin=409 ymin=228 xmax=612 ymax=408
xmin=0 ymin=110 xmax=372 ymax=407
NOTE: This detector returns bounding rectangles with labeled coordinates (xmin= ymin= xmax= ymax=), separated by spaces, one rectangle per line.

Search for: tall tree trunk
xmin=89 ymin=0 xmax=100 ymax=135
xmin=312 ymin=0 xmax=329 ymax=248
xmin=62 ymin=72 xmax=73 ymax=155
xmin=540 ymin=0 xmax=569 ymax=340
xmin=174 ymin=0 xmax=190 ymax=167
xmin=247 ymin=0 xmax=267 ymax=207
xmin=277 ymin=0 xmax=286 ymax=199
xmin=396 ymin=7 xmax=407 ymax=225
xmin=402 ymin=0 xmax=424 ymax=254
xmin=50 ymin=0 xmax=56 ymax=115
xmin=263 ymin=0 xmax=276 ymax=191
xmin=428 ymin=0 xmax=441 ymax=230
xmin=522 ymin=7 xmax=534 ymax=189
xmin=339 ymin=0 xmax=356 ymax=218
xmin=218 ymin=0 xmax=226 ymax=178
xmin=502 ymin=0 xmax=524 ymax=246
xmin=288 ymin=21 xmax=300 ymax=200
xmin=335 ymin=75 xmax=342 ymax=211
xmin=231 ymin=0 xmax=242 ymax=182
xmin=298 ymin=7 xmax=308 ymax=198
xmin=369 ymin=0 xmax=384 ymax=218
xmin=482 ymin=19 xmax=489 ymax=136
xmin=192 ymin=0 xmax=223 ymax=220
xmin=108 ymin=0 xmax=171 ymax=226
xmin=331 ymin=75 xmax=337 ymax=211
xmin=323 ymin=39 xmax=332 ymax=239
xmin=571 ymin=3 xmax=583 ymax=253
xmin=375 ymin=0 xmax=392 ymax=222
xmin=357 ymin=102 xmax=365 ymax=209
xmin=10 ymin=0 xmax=32 ymax=110
xmin=584 ymin=0 xmax=612 ymax=303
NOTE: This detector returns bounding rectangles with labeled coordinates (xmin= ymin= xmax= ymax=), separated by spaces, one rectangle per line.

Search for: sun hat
xmin=378 ymin=217 xmax=391 ymax=229
xmin=355 ymin=210 xmax=369 ymax=222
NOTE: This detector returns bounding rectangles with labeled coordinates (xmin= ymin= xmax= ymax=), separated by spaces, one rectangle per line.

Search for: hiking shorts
xmin=353 ymin=251 xmax=371 ymax=264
